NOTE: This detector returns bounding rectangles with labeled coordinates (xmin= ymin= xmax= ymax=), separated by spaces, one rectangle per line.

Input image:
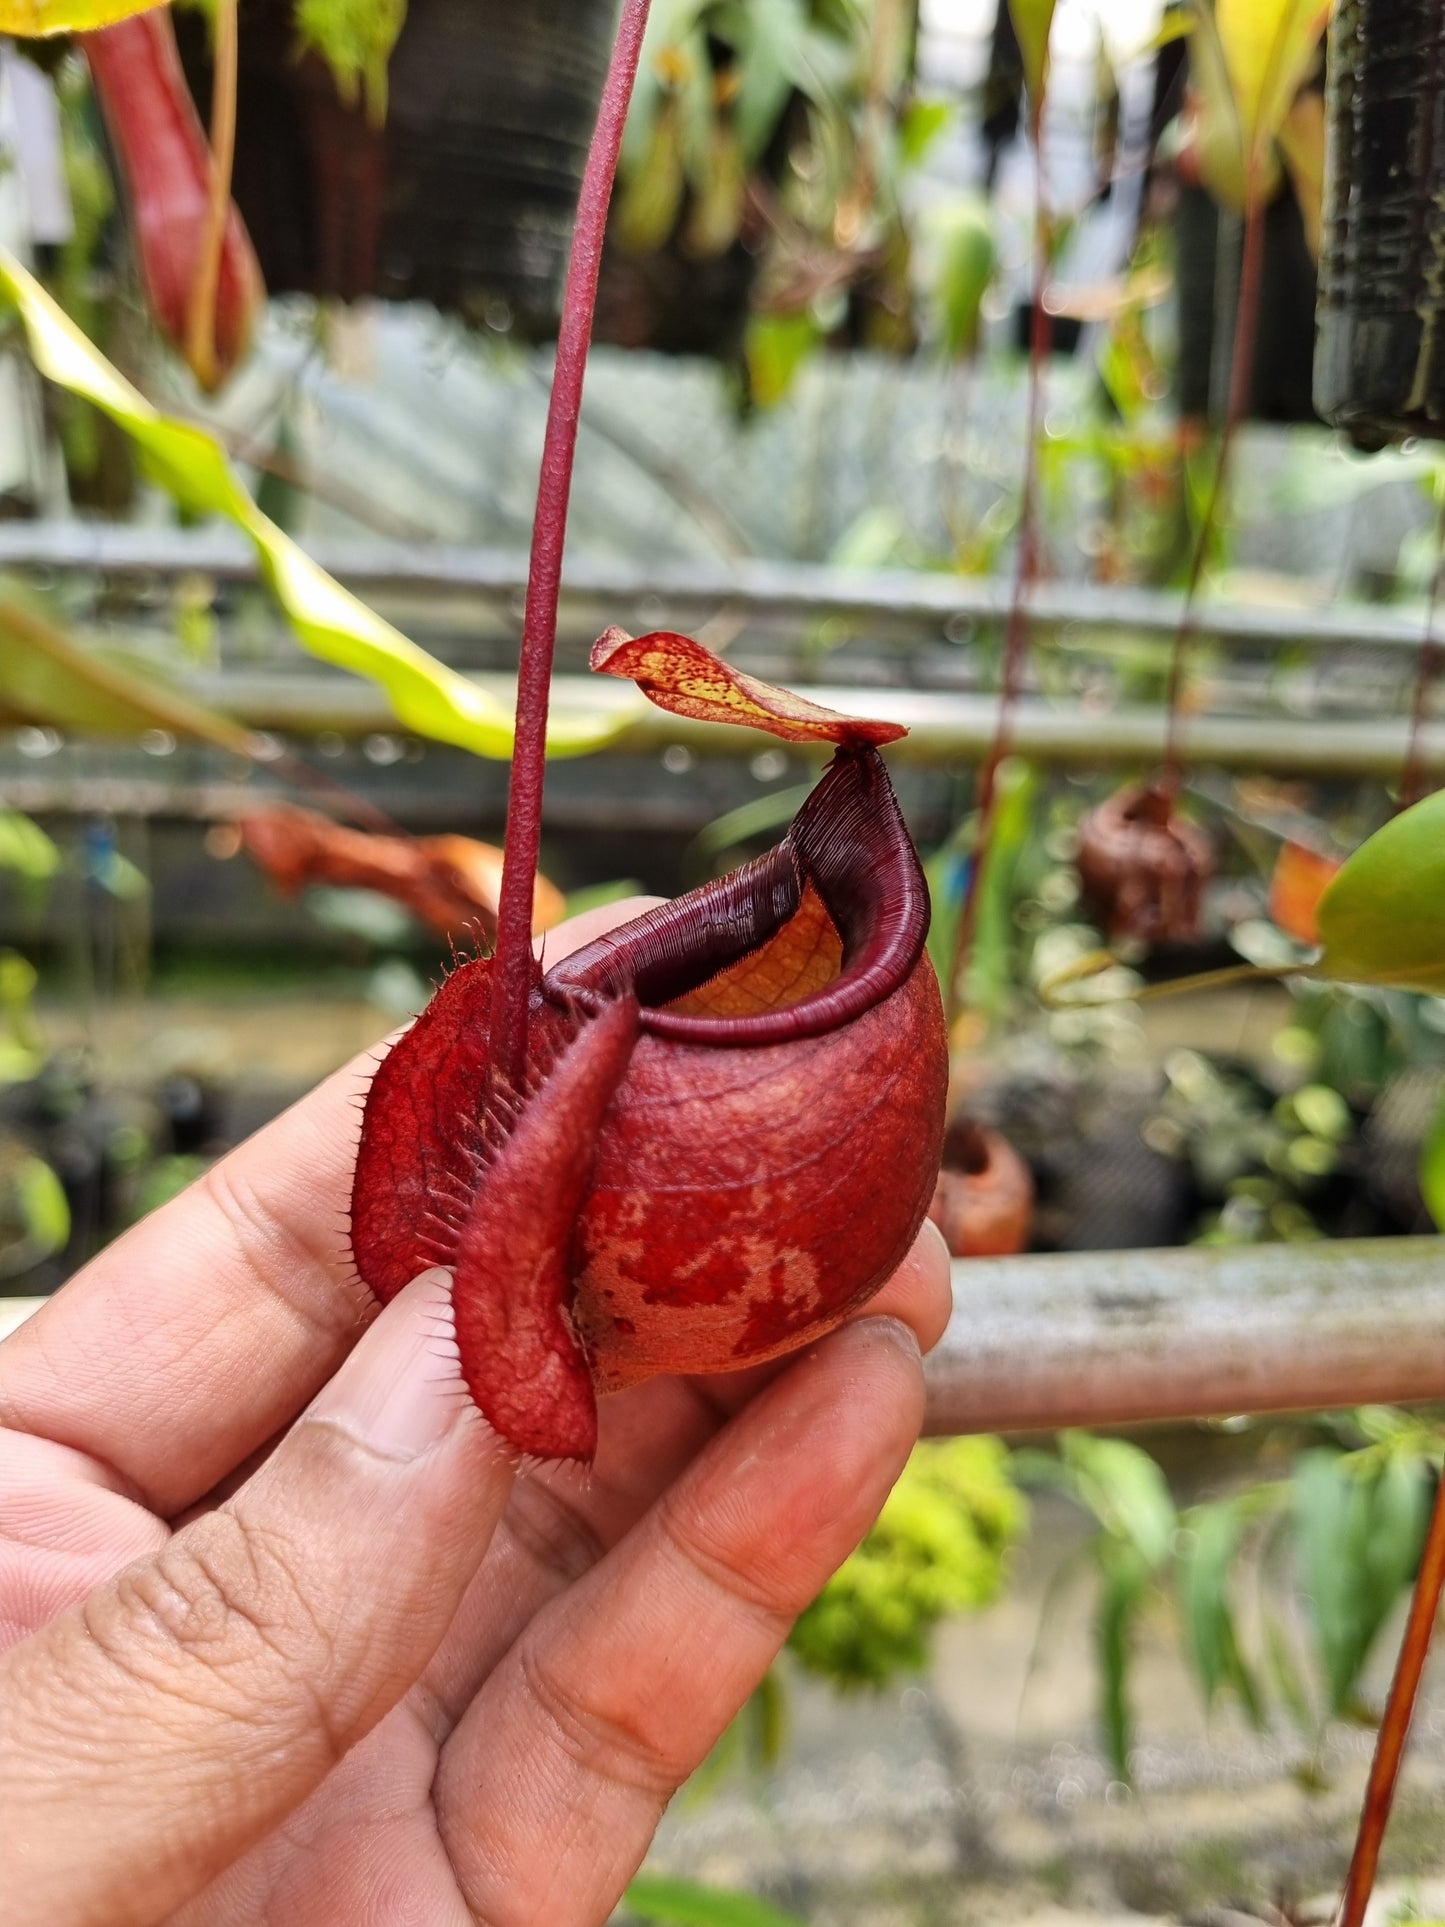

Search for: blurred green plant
xmin=0 ymin=250 xmax=621 ymax=760
xmin=620 ymin=0 xmax=986 ymax=403
xmin=1020 ymin=1413 xmax=1442 ymax=1781
xmin=0 ymin=949 xmax=47 ymax=1086
xmin=0 ymin=1134 xmax=71 ymax=1277
xmin=1013 ymin=1430 xmax=1176 ymax=1778
xmin=620 ymin=1876 xmax=804 ymax=1926
xmin=680 ymin=1437 xmax=1026 ymax=1810
xmin=789 ymin=1435 xmax=1027 ymax=1687
xmin=294 ymin=0 xmax=405 ymax=123
xmin=128 ymin=1151 xmax=212 ymax=1222
xmin=0 ymin=588 xmax=257 ymax=753
xmin=1148 ymin=1050 xmax=1353 ymax=1247
xmin=0 ymin=810 xmax=62 ymax=896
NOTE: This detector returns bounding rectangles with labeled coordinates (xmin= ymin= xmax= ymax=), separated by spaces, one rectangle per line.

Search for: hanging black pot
xmin=172 ymin=0 xmax=616 ymax=335
xmin=1315 ymin=0 xmax=1445 ymax=449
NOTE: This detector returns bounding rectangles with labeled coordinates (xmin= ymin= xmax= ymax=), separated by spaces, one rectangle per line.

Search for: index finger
xmin=0 ymin=899 xmax=662 ymax=1517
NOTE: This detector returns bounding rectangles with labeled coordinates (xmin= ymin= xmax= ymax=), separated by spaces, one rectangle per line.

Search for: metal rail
xmin=0 ymin=523 xmax=1432 ymax=656
xmin=177 ymin=667 xmax=1445 ymax=778
xmin=5 ymin=1239 xmax=1444 ymax=1434
xmin=922 ymin=1239 xmax=1445 ymax=1436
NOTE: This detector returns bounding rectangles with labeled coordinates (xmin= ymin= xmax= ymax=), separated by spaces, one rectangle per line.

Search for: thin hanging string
xmin=947 ymin=117 xmax=1050 ymax=1020
xmin=1160 ymin=190 xmax=1266 ymax=798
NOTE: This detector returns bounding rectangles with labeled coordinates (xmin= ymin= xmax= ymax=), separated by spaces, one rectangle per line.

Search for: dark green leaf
xmin=1177 ymin=1501 xmax=1265 ymax=1727
xmin=1095 ymin=1539 xmax=1150 ymax=1779
xmin=1262 ymin=1609 xmax=1317 ymax=1737
xmin=1293 ymin=1448 xmax=1429 ymax=1716
xmin=1178 ymin=1501 xmax=1240 ymax=1707
xmin=1421 ymin=1087 xmax=1445 ymax=1232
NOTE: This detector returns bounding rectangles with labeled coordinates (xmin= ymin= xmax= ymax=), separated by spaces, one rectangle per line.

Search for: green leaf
xmin=1189 ymin=0 xmax=1329 ymax=210
xmin=929 ymin=197 xmax=995 ymax=360
xmin=1262 ymin=1608 xmax=1317 ymax=1737
xmin=294 ymin=0 xmax=406 ymax=125
xmin=1422 ymin=1087 xmax=1445 ymax=1232
xmin=0 ymin=591 xmax=256 ymax=753
xmin=1215 ymin=0 xmax=1329 ymax=172
xmin=1095 ymin=1537 xmax=1150 ymax=1778
xmin=1178 ymin=1500 xmax=1265 ymax=1726
xmin=0 ymin=0 xmax=160 ymax=33
xmin=695 ymin=784 xmax=812 ymax=861
xmin=0 ymin=947 xmax=44 ymax=1084
xmin=1059 ymin=1431 xmax=1176 ymax=1570
xmin=1008 ymin=0 xmax=1058 ymax=129
xmin=14 ymin=1153 xmax=70 ymax=1257
xmin=620 ymin=1876 xmax=805 ymax=1927
xmin=898 ymin=99 xmax=953 ymax=169
xmin=1293 ymin=1448 xmax=1429 ymax=1717
xmin=0 ymin=947 xmax=39 ymax=1009
xmin=714 ymin=0 xmax=853 ymax=164
xmin=744 ymin=311 xmax=823 ymax=409
xmin=1315 ymin=791 xmax=1445 ymax=994
xmin=0 ymin=811 xmax=61 ymax=884
xmin=0 ymin=249 xmax=620 ymax=762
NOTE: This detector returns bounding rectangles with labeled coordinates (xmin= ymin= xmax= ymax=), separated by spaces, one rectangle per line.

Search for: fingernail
xmin=306 ymin=1270 xmax=461 ymax=1462
xmin=919 ymin=1215 xmax=952 ymax=1268
xmin=834 ymin=1311 xmax=922 ymax=1363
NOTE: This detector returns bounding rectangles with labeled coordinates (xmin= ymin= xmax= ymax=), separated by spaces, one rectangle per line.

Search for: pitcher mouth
xmin=540 ymin=745 xmax=931 ymax=1046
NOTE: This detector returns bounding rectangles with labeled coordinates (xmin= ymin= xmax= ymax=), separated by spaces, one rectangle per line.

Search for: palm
xmin=171 ymin=1369 xmax=746 ymax=1923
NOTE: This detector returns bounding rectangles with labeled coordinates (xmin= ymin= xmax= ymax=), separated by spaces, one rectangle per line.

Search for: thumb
xmin=1 ymin=1270 xmax=514 ymax=1927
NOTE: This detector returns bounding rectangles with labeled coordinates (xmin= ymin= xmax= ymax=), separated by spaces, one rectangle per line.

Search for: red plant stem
xmin=1160 ymin=188 xmax=1265 ymax=797
xmin=186 ymin=0 xmax=239 ymax=391
xmin=1399 ymin=487 xmax=1445 ymax=812
xmin=947 ymin=143 xmax=1050 ymax=1017
xmin=488 ymin=0 xmax=653 ymax=1094
xmin=1337 ymin=1468 xmax=1445 ymax=1927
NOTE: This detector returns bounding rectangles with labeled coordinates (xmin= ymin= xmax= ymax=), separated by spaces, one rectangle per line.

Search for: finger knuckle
xmin=653 ymin=1492 xmax=800 ymax=1626
xmin=198 ymin=1157 xmax=361 ymax=1346
xmin=86 ymin=1513 xmax=340 ymax=1748
xmin=501 ymin=1476 xmax=607 ymax=1593
xmin=517 ymin=1639 xmax=685 ymax=1799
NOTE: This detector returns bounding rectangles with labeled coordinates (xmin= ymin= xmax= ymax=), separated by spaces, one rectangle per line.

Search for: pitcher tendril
xmin=489 ymin=0 xmax=655 ymax=1097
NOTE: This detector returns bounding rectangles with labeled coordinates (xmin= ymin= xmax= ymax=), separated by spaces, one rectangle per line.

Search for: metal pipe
xmin=173 ymin=668 xmax=1445 ymax=778
xmin=922 ymin=1239 xmax=1445 ymax=1436
xmin=0 ymin=522 xmax=1432 ymax=656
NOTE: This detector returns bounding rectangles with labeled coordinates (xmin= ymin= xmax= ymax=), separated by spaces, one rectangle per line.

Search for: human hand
xmin=0 ymin=900 xmax=953 ymax=1927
